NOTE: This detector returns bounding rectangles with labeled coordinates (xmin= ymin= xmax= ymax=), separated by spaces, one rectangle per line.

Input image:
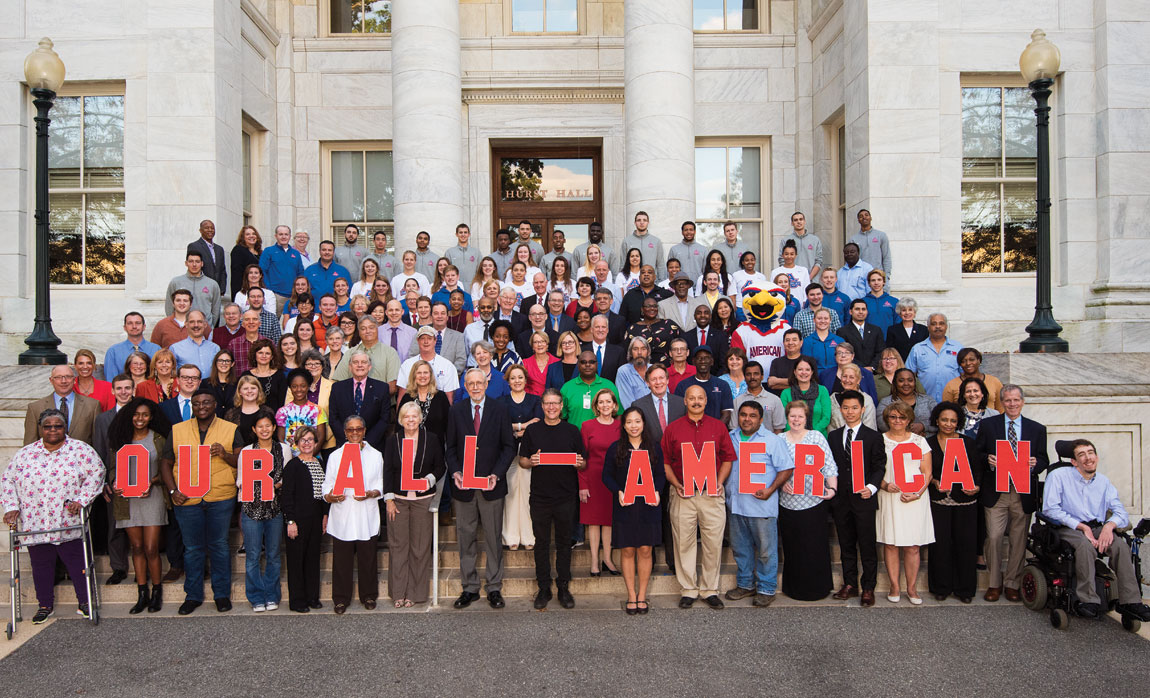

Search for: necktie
xmin=553 ymin=317 xmax=559 ymax=332
xmin=182 ymin=398 xmax=191 ymax=421
xmin=473 ymin=404 xmax=482 ymax=434
xmin=846 ymin=427 xmax=854 ymax=447
xmin=657 ymin=397 xmax=667 ymax=430
xmin=391 ymin=327 xmax=399 ymax=350
xmin=483 ymin=321 xmax=491 ymax=341
xmin=354 ymin=382 xmax=364 ymax=414
xmin=596 ymin=345 xmax=603 ymax=373
xmin=59 ymin=396 xmax=70 ymax=429
xmin=1008 ymin=419 xmax=1018 ymax=454
xmin=435 ymin=331 xmax=443 ymax=354
xmin=700 ymin=328 xmax=707 ymax=345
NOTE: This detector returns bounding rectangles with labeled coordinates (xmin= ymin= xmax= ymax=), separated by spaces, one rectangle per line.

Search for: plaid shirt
xmin=258 ymin=309 xmax=282 ymax=344
xmin=792 ymin=306 xmax=842 ymax=338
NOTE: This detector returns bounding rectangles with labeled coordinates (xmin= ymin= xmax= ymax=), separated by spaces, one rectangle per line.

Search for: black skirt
xmin=780 ymin=502 xmax=833 ymax=601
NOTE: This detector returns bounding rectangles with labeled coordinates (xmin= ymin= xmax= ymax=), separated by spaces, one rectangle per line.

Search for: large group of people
xmin=3 ymin=211 xmax=1147 ymax=624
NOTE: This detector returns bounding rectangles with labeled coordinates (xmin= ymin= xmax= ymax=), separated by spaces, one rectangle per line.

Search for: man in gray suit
xmin=657 ymin=272 xmax=701 ymax=333
xmin=630 ymin=363 xmax=685 ymax=575
xmin=91 ymin=374 xmax=138 ymax=585
xmin=408 ymin=301 xmax=467 ymax=376
xmin=23 ymin=365 xmax=101 ymax=447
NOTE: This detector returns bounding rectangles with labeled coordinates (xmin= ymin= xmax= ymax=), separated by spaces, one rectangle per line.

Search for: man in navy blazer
xmin=187 ymin=220 xmax=227 ymax=304
xmin=327 ymin=353 xmax=391 ymax=451
xmin=159 ymin=364 xmax=203 ymax=430
xmin=684 ymin=305 xmax=729 ymax=375
xmin=827 ymin=391 xmax=887 ymax=607
xmin=836 ymin=299 xmax=886 ymax=370
xmin=446 ymin=368 xmax=517 ymax=610
xmin=974 ymin=384 xmax=1049 ymax=603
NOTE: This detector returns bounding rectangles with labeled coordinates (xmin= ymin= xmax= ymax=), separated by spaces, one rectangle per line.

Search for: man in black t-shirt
xmin=767 ymin=328 xmax=807 ymax=396
xmin=520 ymin=389 xmax=587 ymax=610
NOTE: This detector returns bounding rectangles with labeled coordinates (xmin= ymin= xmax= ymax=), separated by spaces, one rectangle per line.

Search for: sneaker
xmin=32 ymin=607 xmax=53 ymax=624
xmin=1119 ymin=602 xmax=1150 ymax=622
xmin=265 ymin=602 xmax=279 ymax=611
xmin=252 ymin=604 xmax=266 ymax=613
xmin=724 ymin=587 xmax=755 ymax=601
xmin=77 ymin=604 xmax=90 ymax=619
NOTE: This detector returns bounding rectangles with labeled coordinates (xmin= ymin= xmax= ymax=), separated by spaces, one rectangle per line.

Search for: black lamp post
xmin=1018 ymin=29 xmax=1068 ymax=353
xmin=18 ymin=38 xmax=67 ymax=365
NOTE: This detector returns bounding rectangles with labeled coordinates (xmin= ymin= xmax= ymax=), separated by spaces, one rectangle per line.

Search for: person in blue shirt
xmin=1041 ymin=439 xmax=1150 ymax=621
xmin=304 ymin=240 xmax=351 ymax=298
xmin=836 ymin=243 xmax=873 ymax=301
xmin=430 ymin=265 xmax=474 ymax=313
xmin=672 ymin=346 xmax=733 ymax=423
xmin=812 ymin=268 xmax=851 ymax=325
xmin=259 ymin=225 xmax=306 ymax=311
xmin=800 ymin=308 xmax=842 ymax=373
xmin=862 ymin=270 xmax=899 ymax=335
xmin=614 ymin=337 xmax=653 ymax=408
xmin=724 ymin=401 xmax=794 ymax=606
xmin=105 ymin=311 xmax=161 ymax=377
xmin=905 ymin=313 xmax=962 ymax=402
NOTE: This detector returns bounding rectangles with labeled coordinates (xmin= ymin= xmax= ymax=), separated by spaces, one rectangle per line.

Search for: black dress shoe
xmin=291 ymin=605 xmax=310 ymax=613
xmin=1077 ymin=602 xmax=1102 ymax=619
xmin=488 ymin=591 xmax=506 ymax=609
xmin=334 ymin=604 xmax=347 ymax=615
xmin=106 ymin=569 xmax=128 ymax=586
xmin=178 ymin=599 xmax=202 ymax=616
xmin=215 ymin=597 xmax=232 ymax=612
xmin=957 ymin=595 xmax=973 ymax=604
xmin=557 ymin=584 xmax=575 ymax=609
xmin=308 ymin=601 xmax=323 ymax=610
xmin=363 ymin=599 xmax=377 ymax=610
xmin=534 ymin=587 xmax=552 ymax=610
xmin=453 ymin=591 xmax=480 ymax=609
xmin=1119 ymin=602 xmax=1150 ymax=621
xmin=703 ymin=595 xmax=725 ymax=610
xmin=678 ymin=596 xmax=695 ymax=609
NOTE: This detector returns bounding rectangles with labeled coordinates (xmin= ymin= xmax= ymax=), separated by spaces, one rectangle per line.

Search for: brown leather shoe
xmin=1004 ymin=587 xmax=1021 ymax=602
xmin=162 ymin=567 xmax=184 ymax=583
xmin=832 ymin=584 xmax=858 ymax=600
xmin=860 ymin=590 xmax=876 ymax=607
xmin=984 ymin=587 xmax=1001 ymax=602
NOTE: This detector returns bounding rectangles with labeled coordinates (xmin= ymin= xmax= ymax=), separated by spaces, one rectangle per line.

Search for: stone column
xmin=623 ymin=0 xmax=694 ymax=240
xmin=391 ymin=0 xmax=464 ymax=254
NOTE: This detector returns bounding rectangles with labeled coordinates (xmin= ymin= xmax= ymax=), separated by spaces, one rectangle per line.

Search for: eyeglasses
xmin=217 ymin=358 xmax=234 ymax=364
xmin=40 ymin=424 xmax=65 ymax=430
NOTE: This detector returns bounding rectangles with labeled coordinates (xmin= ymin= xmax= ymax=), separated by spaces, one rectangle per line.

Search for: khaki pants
xmin=669 ymin=489 xmax=726 ymax=598
xmin=1056 ymin=525 xmax=1141 ymax=606
xmin=984 ymin=491 xmax=1029 ymax=589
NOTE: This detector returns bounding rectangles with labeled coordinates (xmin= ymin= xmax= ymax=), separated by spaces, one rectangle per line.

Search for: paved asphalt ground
xmin=1 ymin=602 xmax=1147 ymax=697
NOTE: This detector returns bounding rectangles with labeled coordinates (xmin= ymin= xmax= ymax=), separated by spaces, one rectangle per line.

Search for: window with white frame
xmin=48 ymin=92 xmax=125 ymax=285
xmin=510 ymin=0 xmax=579 ymax=33
xmin=961 ymin=84 xmax=1038 ymax=273
xmin=695 ymin=144 xmax=763 ymax=254
xmin=329 ymin=0 xmax=391 ymax=34
xmin=694 ymin=0 xmax=760 ymax=31
xmin=325 ymin=145 xmax=394 ymax=250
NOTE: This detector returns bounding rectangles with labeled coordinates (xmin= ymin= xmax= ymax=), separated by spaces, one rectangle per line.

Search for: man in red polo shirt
xmin=661 ymin=384 xmax=736 ymax=610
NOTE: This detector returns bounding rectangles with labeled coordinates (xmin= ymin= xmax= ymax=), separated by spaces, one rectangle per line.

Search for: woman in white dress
xmin=876 ymin=400 xmax=935 ymax=605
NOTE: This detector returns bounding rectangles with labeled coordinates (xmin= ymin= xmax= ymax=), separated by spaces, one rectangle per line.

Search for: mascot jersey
xmin=731 ymin=284 xmax=792 ymax=375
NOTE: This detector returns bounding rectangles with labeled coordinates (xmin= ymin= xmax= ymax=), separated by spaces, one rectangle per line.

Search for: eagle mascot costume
xmin=729 ymin=285 xmax=791 ymax=375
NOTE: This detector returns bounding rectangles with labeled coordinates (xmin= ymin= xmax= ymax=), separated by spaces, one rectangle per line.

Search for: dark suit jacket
xmin=158 ymin=397 xmax=185 ymax=429
xmin=975 ymin=414 xmax=1049 ymax=513
xmin=594 ymin=310 xmax=627 ymax=346
xmin=633 ymin=392 xmax=685 ymax=443
xmin=520 ymin=294 xmax=547 ymax=317
xmin=515 ymin=327 xmax=549 ymax=360
xmin=836 ymin=322 xmax=886 ymax=369
xmin=588 ymin=342 xmax=625 ymax=382
xmin=23 ymin=393 xmax=100 ymax=446
xmin=328 ymin=377 xmax=391 ymax=451
xmin=91 ymin=407 xmax=119 ymax=472
xmin=684 ymin=325 xmax=730 ymax=376
xmin=543 ymin=314 xmax=576 ymax=354
xmin=885 ymin=322 xmax=928 ymax=362
xmin=280 ymin=456 xmax=330 ymax=524
xmin=445 ymin=397 xmax=516 ymax=502
xmin=927 ymin=433 xmax=985 ymax=504
xmin=189 ymin=238 xmax=227 ymax=300
xmin=827 ymin=424 xmax=886 ymax=513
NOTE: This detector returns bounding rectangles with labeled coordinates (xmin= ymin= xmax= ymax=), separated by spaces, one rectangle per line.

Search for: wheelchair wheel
xmin=1050 ymin=609 xmax=1069 ymax=630
xmin=4 ymin=622 xmax=11 ymax=641
xmin=1121 ymin=615 xmax=1141 ymax=633
xmin=1021 ymin=566 xmax=1047 ymax=611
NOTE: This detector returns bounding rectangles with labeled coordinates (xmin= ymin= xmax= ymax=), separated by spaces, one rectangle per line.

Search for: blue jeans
xmin=172 ymin=499 xmax=234 ymax=602
xmin=729 ymin=513 xmax=778 ymax=594
xmin=240 ymin=512 xmax=283 ymax=606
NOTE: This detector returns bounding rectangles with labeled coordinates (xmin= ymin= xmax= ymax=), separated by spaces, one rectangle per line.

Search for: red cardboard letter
xmin=850 ymin=440 xmax=867 ymax=494
xmin=892 ymin=441 xmax=926 ymax=492
xmin=737 ymin=441 xmax=767 ymax=495
xmin=400 ymin=438 xmax=431 ymax=492
xmin=460 ymin=435 xmax=491 ymax=490
xmin=239 ymin=449 xmax=275 ymax=503
xmin=681 ymin=441 xmax=718 ymax=496
xmin=938 ymin=439 xmax=975 ymax=491
xmin=115 ymin=444 xmax=150 ymax=498
xmin=538 ymin=453 xmax=578 ymax=467
xmin=995 ymin=440 xmax=1031 ymax=494
xmin=793 ymin=443 xmax=825 ymax=497
xmin=621 ymin=450 xmax=657 ymax=505
xmin=176 ymin=444 xmax=212 ymax=499
xmin=332 ymin=443 xmax=366 ymax=497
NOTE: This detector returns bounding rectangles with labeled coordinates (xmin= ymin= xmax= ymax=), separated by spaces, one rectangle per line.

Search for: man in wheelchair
xmin=1040 ymin=439 xmax=1150 ymax=621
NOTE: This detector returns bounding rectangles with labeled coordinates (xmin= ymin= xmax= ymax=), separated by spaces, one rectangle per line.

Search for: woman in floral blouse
xmin=2 ymin=409 xmax=105 ymax=623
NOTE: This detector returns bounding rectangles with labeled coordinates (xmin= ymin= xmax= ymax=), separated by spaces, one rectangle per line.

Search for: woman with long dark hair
xmin=107 ymin=397 xmax=172 ymax=614
xmin=230 ymin=225 xmax=262 ymax=298
xmin=601 ymin=406 xmax=665 ymax=615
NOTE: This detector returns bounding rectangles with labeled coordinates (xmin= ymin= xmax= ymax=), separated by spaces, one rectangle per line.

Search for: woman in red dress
xmin=579 ymin=388 xmax=621 ymax=576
